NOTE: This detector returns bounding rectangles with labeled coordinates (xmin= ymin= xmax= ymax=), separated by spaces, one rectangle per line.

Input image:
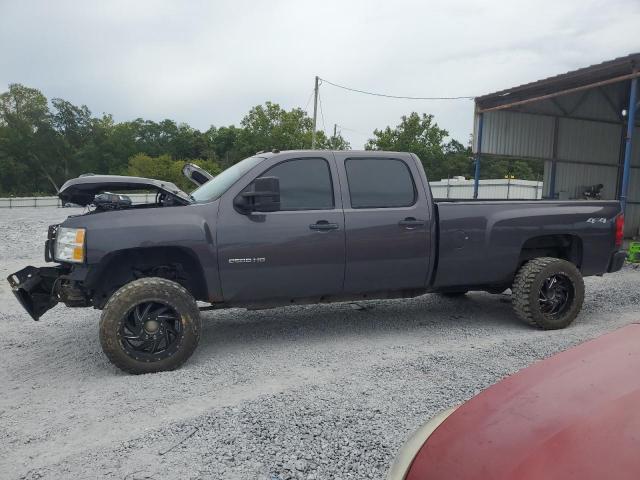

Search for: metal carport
xmin=472 ymin=53 xmax=640 ymax=236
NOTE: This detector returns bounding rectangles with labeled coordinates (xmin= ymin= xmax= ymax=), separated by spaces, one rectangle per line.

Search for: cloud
xmin=1 ymin=0 xmax=639 ymax=147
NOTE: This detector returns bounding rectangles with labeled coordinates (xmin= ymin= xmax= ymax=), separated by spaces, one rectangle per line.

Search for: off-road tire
xmin=512 ymin=257 xmax=584 ymax=330
xmin=99 ymin=277 xmax=201 ymax=374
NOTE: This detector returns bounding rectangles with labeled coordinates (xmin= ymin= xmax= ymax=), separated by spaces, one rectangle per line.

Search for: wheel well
xmin=518 ymin=235 xmax=583 ymax=269
xmin=87 ymin=246 xmax=208 ymax=308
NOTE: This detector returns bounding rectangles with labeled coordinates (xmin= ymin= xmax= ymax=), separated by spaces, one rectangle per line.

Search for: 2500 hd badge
xmin=228 ymin=257 xmax=266 ymax=264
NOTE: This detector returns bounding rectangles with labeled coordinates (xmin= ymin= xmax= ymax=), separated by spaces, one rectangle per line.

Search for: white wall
xmin=429 ymin=178 xmax=543 ymax=200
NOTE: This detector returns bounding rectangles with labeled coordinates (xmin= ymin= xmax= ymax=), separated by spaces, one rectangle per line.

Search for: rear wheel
xmin=99 ymin=277 xmax=201 ymax=374
xmin=512 ymin=257 xmax=584 ymax=330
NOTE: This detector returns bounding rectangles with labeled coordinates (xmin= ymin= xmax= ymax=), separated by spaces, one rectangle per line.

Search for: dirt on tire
xmin=512 ymin=257 xmax=585 ymax=330
xmin=99 ymin=277 xmax=201 ymax=374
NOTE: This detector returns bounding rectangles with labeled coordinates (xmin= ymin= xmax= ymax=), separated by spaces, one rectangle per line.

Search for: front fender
xmin=62 ymin=203 xmax=221 ymax=302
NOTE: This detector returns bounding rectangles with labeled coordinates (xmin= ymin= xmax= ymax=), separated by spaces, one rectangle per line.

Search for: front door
xmin=335 ymin=153 xmax=431 ymax=294
xmin=216 ymin=154 xmax=345 ymax=304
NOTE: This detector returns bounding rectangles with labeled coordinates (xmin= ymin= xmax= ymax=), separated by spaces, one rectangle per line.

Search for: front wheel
xmin=99 ymin=277 xmax=201 ymax=374
xmin=512 ymin=257 xmax=584 ymax=330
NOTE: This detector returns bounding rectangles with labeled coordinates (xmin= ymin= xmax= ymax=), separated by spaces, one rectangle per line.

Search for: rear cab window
xmin=345 ymin=158 xmax=417 ymax=208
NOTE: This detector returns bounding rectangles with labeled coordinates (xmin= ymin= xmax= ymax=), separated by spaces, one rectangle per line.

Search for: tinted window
xmin=259 ymin=158 xmax=334 ymax=210
xmin=346 ymin=158 xmax=416 ymax=208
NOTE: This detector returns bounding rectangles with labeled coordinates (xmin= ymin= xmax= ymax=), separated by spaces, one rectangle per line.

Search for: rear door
xmin=216 ymin=153 xmax=346 ymax=304
xmin=334 ymin=152 xmax=432 ymax=294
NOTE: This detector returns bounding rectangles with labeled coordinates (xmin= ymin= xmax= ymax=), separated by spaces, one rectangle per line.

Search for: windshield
xmin=190 ymin=156 xmax=265 ymax=202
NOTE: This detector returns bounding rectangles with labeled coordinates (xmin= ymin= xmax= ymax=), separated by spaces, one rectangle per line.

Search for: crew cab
xmin=7 ymin=150 xmax=627 ymax=374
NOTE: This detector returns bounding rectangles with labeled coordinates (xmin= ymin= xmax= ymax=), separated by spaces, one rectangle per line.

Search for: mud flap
xmin=6 ymin=266 xmax=63 ymax=320
xmin=607 ymin=251 xmax=626 ymax=273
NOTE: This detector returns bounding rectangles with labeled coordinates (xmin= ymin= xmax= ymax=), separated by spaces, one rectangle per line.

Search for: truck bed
xmin=432 ymin=200 xmax=621 ymax=290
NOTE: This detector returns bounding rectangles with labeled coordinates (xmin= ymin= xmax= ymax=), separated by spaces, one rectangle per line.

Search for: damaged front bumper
xmin=6 ymin=266 xmax=64 ymax=320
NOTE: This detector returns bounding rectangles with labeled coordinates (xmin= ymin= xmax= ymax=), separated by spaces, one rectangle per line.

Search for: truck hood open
xmin=58 ymin=175 xmax=192 ymax=206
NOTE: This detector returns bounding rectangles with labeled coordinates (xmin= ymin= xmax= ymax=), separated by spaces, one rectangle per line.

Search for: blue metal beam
xmin=620 ymin=77 xmax=638 ymax=212
xmin=473 ymin=113 xmax=484 ymax=199
xmin=549 ymin=116 xmax=559 ymax=199
xmin=549 ymin=161 xmax=557 ymax=199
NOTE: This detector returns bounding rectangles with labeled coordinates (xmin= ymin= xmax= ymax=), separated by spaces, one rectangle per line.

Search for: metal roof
xmin=476 ymin=53 xmax=640 ymax=112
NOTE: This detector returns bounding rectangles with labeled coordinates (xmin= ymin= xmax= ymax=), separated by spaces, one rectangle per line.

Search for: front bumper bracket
xmin=7 ymin=266 xmax=63 ymax=320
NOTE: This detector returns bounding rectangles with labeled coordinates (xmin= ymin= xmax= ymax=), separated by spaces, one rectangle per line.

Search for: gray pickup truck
xmin=8 ymin=150 xmax=626 ymax=374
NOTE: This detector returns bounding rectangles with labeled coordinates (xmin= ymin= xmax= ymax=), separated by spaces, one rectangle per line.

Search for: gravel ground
xmin=1 ymin=207 xmax=639 ymax=480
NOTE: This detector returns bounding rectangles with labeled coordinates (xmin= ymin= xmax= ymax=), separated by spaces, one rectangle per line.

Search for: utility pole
xmin=311 ymin=76 xmax=319 ymax=149
xmin=333 ymin=124 xmax=337 ymax=137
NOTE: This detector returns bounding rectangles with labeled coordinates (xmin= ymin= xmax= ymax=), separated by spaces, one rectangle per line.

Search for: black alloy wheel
xmin=100 ymin=277 xmax=201 ymax=374
xmin=512 ymin=257 xmax=585 ymax=330
xmin=119 ymin=301 xmax=184 ymax=361
xmin=538 ymin=274 xmax=574 ymax=319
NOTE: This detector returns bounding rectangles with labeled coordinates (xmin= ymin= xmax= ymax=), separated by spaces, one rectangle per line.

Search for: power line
xmin=312 ymin=76 xmax=319 ymax=148
xmin=319 ymin=77 xmax=475 ymax=101
xmin=335 ymin=124 xmax=369 ymax=137
xmin=303 ymin=88 xmax=315 ymax=112
xmin=318 ymin=91 xmax=327 ymax=134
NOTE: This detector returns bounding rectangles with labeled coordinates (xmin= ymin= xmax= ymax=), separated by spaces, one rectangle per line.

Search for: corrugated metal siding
xmin=629 ymin=168 xmax=640 ymax=203
xmin=481 ymin=111 xmax=555 ymax=159
xmin=521 ymin=86 xmax=626 ymax=122
xmin=625 ymin=204 xmax=640 ymax=236
xmin=632 ymin=125 xmax=640 ymax=167
xmin=520 ymin=98 xmax=562 ymax=116
xmin=569 ymin=85 xmax=625 ymax=122
xmin=476 ymin=80 xmax=638 ymax=235
xmin=557 ymin=118 xmax=622 ymax=165
xmin=551 ymin=163 xmax=619 ymax=200
xmin=480 ymin=110 xmax=624 ymax=165
xmin=627 ymin=126 xmax=640 ymax=236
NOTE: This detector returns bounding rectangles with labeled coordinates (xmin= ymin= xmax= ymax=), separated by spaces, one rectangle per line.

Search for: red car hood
xmin=407 ymin=324 xmax=640 ymax=480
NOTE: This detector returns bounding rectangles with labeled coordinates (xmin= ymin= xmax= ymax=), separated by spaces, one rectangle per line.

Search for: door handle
xmin=309 ymin=220 xmax=339 ymax=231
xmin=398 ymin=217 xmax=426 ymax=229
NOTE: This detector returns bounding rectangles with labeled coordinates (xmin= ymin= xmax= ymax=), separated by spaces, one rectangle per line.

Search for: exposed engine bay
xmin=92 ymin=192 xmax=133 ymax=211
xmin=88 ymin=191 xmax=184 ymax=213
xmin=57 ymin=174 xmax=194 ymax=213
xmin=57 ymin=164 xmax=216 ymax=213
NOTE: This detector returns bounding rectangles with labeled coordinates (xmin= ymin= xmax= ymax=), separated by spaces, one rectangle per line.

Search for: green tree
xmin=126 ymin=153 xmax=222 ymax=192
xmin=0 ymin=84 xmax=62 ymax=193
xmin=51 ymin=98 xmax=93 ymax=179
xmin=202 ymin=125 xmax=242 ymax=167
xmin=237 ymin=102 xmax=349 ymax=157
xmin=442 ymin=138 xmax=473 ymax=179
xmin=0 ymin=85 xmax=351 ymax=196
xmin=478 ymin=156 xmax=543 ymax=181
xmin=366 ymin=112 xmax=459 ymax=181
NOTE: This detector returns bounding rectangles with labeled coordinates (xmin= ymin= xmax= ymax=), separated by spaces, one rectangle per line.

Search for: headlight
xmin=54 ymin=227 xmax=86 ymax=263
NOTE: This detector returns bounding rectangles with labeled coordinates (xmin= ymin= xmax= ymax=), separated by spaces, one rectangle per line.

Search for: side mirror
xmin=234 ymin=176 xmax=280 ymax=213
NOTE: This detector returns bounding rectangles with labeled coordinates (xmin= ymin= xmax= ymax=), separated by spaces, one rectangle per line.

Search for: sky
xmin=1 ymin=0 xmax=639 ymax=148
